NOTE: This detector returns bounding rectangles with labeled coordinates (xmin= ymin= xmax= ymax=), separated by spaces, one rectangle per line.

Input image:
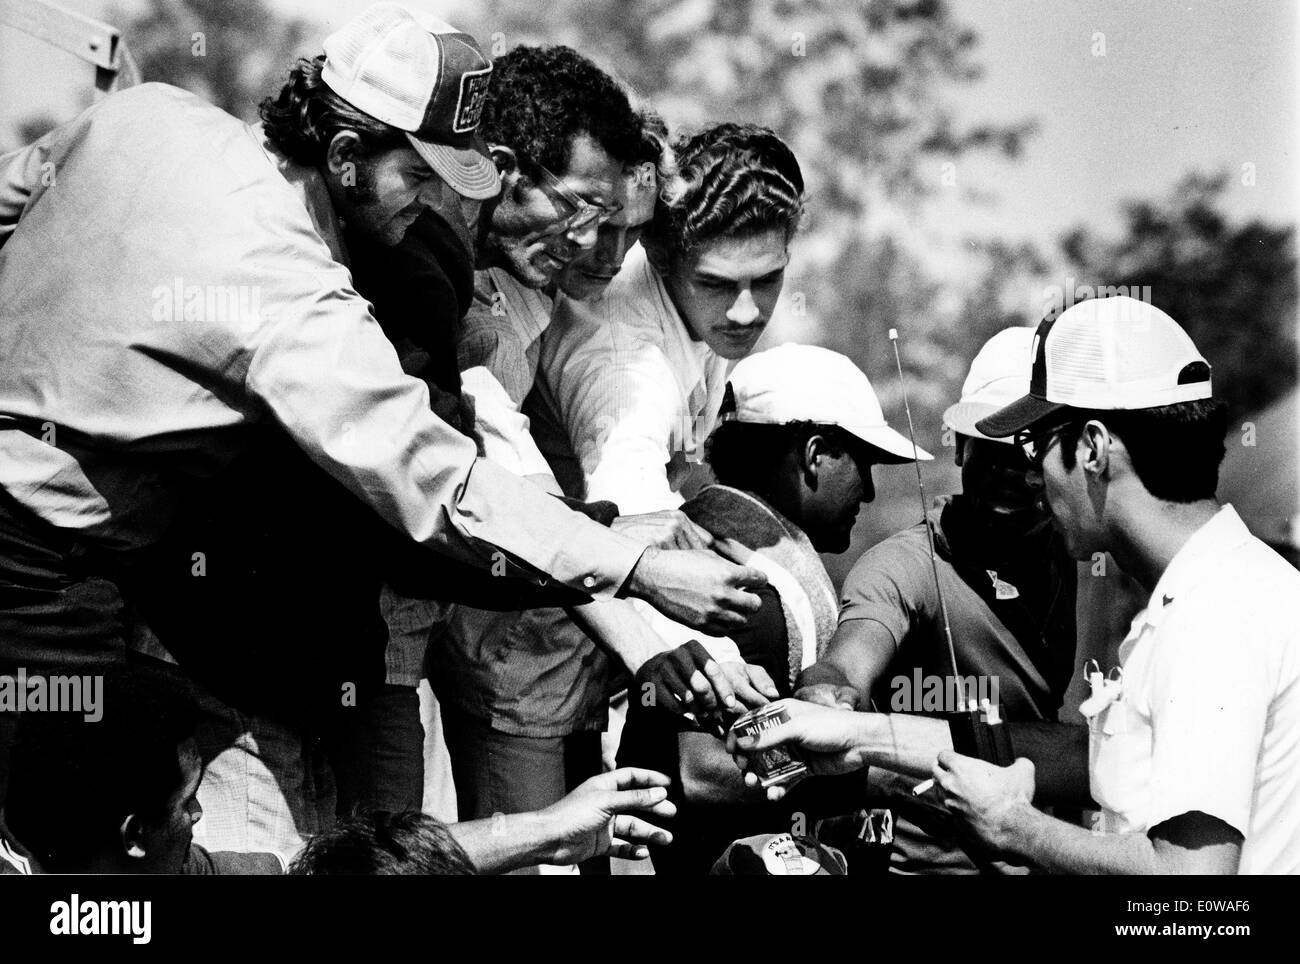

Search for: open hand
xmin=536 ymin=768 xmax=676 ymax=865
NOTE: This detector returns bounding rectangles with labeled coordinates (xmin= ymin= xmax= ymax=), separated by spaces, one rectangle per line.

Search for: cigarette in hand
xmin=912 ymin=778 xmax=935 ymax=796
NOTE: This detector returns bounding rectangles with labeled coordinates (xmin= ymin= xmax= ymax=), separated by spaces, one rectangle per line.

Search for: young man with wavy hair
xmin=431 ymin=124 xmax=807 ymax=870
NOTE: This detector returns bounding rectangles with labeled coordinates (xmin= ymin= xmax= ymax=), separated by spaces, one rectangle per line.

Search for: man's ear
xmin=324 ymin=130 xmax=363 ymax=178
xmin=120 ymin=815 xmax=148 ymax=860
xmin=801 ymin=434 xmax=826 ymax=487
xmin=1081 ymin=420 xmax=1112 ymax=479
xmin=489 ymin=144 xmax=518 ymax=175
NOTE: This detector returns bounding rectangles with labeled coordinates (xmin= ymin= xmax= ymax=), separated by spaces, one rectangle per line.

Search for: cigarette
xmin=912 ymin=778 xmax=935 ymax=796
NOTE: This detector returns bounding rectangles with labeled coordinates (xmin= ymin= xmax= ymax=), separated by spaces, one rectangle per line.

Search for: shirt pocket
xmin=1088 ymin=696 xmax=1151 ymax=832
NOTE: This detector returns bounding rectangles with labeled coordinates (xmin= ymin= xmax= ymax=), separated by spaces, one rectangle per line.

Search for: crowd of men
xmin=0 ymin=3 xmax=1295 ymax=876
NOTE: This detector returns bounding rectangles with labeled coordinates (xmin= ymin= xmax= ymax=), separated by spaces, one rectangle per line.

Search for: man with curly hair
xmin=0 ymin=4 xmax=768 ymax=853
xmin=432 ymin=124 xmax=807 ymax=870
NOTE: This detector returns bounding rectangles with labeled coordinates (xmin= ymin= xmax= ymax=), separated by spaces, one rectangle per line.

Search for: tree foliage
xmin=111 ymin=0 xmax=311 ymax=120
xmin=1060 ymin=172 xmax=1296 ymax=421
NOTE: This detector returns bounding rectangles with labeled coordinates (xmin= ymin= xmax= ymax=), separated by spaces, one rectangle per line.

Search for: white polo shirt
xmin=1088 ymin=505 xmax=1300 ymax=874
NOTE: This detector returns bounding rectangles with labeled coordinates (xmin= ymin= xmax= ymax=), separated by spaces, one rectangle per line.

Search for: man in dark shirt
xmin=619 ymin=344 xmax=928 ymax=873
xmin=796 ymin=327 xmax=1078 ymax=873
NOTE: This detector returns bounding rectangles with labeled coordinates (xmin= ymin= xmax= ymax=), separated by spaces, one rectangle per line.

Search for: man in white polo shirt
xmin=938 ymin=295 xmax=1300 ymax=874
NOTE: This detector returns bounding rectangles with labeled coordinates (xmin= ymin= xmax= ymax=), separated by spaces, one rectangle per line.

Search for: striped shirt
xmin=431 ymin=245 xmax=738 ymax=735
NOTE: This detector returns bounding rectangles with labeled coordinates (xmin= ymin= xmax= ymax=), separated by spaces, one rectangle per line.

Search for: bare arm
xmin=1005 ymin=807 xmax=1242 ymax=875
xmin=678 ymin=731 xmax=763 ymax=806
xmin=797 ymin=618 xmax=896 ymax=705
xmin=448 ymin=768 xmax=675 ymax=873
xmin=933 ymin=753 xmax=1242 ymax=874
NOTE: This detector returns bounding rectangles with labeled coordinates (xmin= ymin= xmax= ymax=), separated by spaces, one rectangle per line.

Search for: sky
xmin=2 ymin=0 xmax=1294 ymax=251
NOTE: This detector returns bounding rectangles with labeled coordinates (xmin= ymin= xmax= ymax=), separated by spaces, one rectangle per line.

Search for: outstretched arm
xmin=448 ymin=768 xmax=676 ymax=873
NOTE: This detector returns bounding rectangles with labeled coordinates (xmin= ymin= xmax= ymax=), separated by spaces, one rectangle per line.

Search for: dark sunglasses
xmin=1014 ymin=420 xmax=1075 ymax=466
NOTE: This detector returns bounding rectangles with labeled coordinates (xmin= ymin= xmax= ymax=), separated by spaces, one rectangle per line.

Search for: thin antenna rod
xmin=888 ymin=328 xmax=964 ymax=709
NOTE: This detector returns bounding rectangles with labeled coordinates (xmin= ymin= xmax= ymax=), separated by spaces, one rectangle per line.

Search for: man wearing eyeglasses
xmin=422 ymin=48 xmax=770 ymax=872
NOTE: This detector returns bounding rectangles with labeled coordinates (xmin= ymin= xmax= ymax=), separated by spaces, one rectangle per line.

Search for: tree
xmin=111 ymin=0 xmax=311 ymax=120
xmin=1060 ymin=172 xmax=1296 ymax=421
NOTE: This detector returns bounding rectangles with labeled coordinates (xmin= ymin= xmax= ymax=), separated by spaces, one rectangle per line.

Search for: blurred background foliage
xmin=12 ymin=0 xmax=1295 ymax=575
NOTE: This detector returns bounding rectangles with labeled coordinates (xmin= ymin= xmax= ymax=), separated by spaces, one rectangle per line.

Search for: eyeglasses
xmin=1014 ymin=421 xmax=1073 ymax=466
xmin=524 ymin=157 xmax=623 ymax=240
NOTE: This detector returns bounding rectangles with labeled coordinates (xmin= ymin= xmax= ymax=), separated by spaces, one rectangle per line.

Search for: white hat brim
xmin=848 ymin=423 xmax=933 ymax=462
xmin=407 ymin=134 xmax=501 ymax=200
xmin=942 ymin=402 xmax=1017 ymax=445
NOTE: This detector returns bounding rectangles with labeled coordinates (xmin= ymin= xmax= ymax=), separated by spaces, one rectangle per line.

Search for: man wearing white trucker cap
xmin=618 ymin=343 xmax=929 ymax=874
xmin=924 ymin=295 xmax=1300 ymax=874
xmin=0 ymin=3 xmax=767 ymax=836
xmin=793 ymin=327 xmax=1078 ymax=874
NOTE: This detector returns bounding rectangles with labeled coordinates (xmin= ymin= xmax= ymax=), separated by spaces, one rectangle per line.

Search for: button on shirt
xmin=0 ymin=83 xmax=644 ymax=596
xmin=1088 ymin=505 xmax=1300 ymax=874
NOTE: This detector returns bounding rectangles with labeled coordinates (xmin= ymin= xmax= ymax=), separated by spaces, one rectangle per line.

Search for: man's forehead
xmin=690 ymin=233 xmax=790 ymax=276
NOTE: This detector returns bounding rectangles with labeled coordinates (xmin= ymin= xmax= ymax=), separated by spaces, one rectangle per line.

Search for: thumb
xmin=1011 ymin=757 xmax=1036 ymax=793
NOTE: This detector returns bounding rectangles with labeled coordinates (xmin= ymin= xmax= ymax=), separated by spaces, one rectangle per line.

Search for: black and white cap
xmin=976 ymin=296 xmax=1213 ymax=437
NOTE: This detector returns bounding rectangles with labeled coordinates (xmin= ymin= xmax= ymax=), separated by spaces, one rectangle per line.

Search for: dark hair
xmin=5 ymin=663 xmax=199 ymax=872
xmin=643 ymin=123 xmax=804 ymax=266
xmin=1055 ymin=398 xmax=1229 ymax=502
xmin=260 ymin=55 xmax=407 ymax=166
xmin=707 ymin=420 xmax=869 ymax=494
xmin=288 ymin=811 xmax=476 ymax=875
xmin=482 ymin=45 xmax=655 ymax=182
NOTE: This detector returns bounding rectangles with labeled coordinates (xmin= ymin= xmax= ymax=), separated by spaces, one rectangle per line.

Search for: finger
xmin=695 ymin=649 xmax=736 ymax=710
xmin=735 ymin=720 xmax=798 ymax=752
xmin=613 ymin=814 xmax=673 ymax=847
xmin=722 ymin=587 xmax=763 ymax=616
xmin=687 ymin=668 xmax=720 ymax=713
xmin=746 ymin=665 xmax=781 ymax=699
xmin=608 ymin=841 xmax=652 ymax=860
xmin=699 ymin=611 xmax=748 ymax=635
xmin=726 ymin=670 xmax=771 ymax=710
xmin=655 ymin=658 xmax=692 ymax=709
xmin=676 ymin=641 xmax=720 ymax=712
xmin=605 ymin=767 xmax=673 ymax=792
xmin=935 ymin=749 xmax=959 ymax=771
xmin=728 ymin=565 xmax=769 ymax=591
xmin=605 ymin=788 xmax=677 ymax=820
xmin=765 ymin=784 xmax=787 ymax=803
xmin=686 ymin=519 xmax=715 ymax=549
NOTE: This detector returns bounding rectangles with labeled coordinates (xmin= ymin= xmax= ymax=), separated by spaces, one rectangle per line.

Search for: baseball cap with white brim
xmin=321 ymin=3 xmax=500 ymax=200
xmin=723 ymin=344 xmax=932 ymax=463
xmin=976 ymin=296 xmax=1213 ymax=438
xmin=943 ymin=327 xmax=1036 ymax=445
